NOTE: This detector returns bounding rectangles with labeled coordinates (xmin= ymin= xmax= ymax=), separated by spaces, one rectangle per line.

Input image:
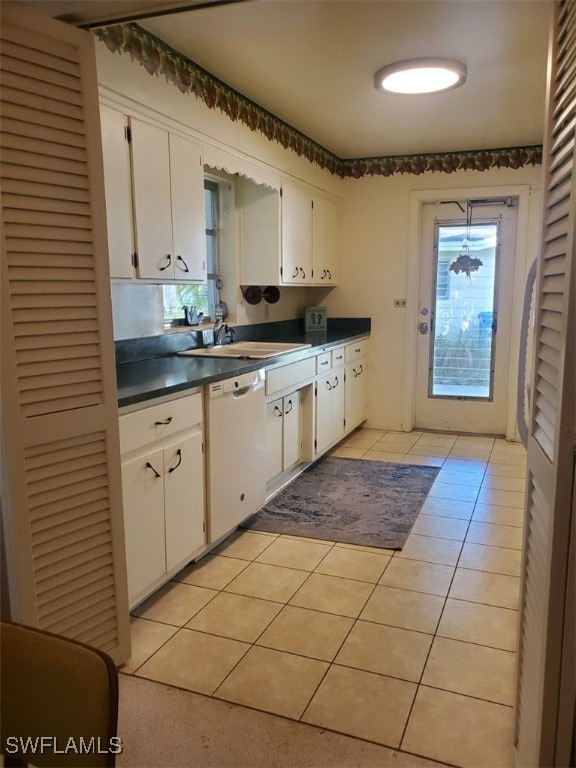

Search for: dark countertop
xmin=116 ymin=320 xmax=370 ymax=408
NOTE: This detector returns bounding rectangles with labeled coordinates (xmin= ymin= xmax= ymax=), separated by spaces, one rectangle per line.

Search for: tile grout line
xmin=210 ymin=541 xmax=343 ymax=701
xmin=397 ymin=454 xmax=490 ymax=752
xmin=298 ymin=554 xmax=396 ymax=724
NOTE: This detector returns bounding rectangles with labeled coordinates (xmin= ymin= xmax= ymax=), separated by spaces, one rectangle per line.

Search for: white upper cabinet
xmin=312 ymin=194 xmax=339 ymax=285
xmin=240 ymin=177 xmax=339 ymax=287
xmin=168 ymin=133 xmax=206 ymax=283
xmin=100 ymin=109 xmax=206 ymax=283
xmin=239 ymin=178 xmax=282 ymax=285
xmin=131 ymin=118 xmax=206 ymax=283
xmin=100 ymin=104 xmax=134 ymax=279
xmin=281 ymin=180 xmax=313 ymax=284
xmin=131 ymin=118 xmax=173 ymax=278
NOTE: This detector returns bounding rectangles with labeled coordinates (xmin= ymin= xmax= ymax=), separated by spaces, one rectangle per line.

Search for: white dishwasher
xmin=207 ymin=369 xmax=267 ymax=542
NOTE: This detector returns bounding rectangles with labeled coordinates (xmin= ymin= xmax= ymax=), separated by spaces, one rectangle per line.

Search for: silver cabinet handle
xmin=419 ymin=322 xmax=429 ymax=335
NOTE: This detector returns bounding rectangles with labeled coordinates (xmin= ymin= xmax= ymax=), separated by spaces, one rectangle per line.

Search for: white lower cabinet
xmin=119 ymin=392 xmax=205 ymax=607
xmin=315 ymin=369 xmax=345 ymax=455
xmin=344 ymin=340 xmax=368 ymax=432
xmin=121 ymin=448 xmax=166 ymax=603
xmin=265 ymin=392 xmax=302 ymax=483
xmin=164 ymin=432 xmax=204 ymax=570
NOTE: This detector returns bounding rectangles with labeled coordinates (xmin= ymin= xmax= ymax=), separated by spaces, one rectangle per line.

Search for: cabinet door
xmin=131 ymin=118 xmax=174 ymax=279
xmin=281 ymin=181 xmax=312 ymax=283
xmin=283 ymin=392 xmax=301 ymax=469
xmin=164 ymin=432 xmax=205 ymax=571
xmin=315 ymin=374 xmax=334 ymax=455
xmin=121 ymin=448 xmax=166 ymax=604
xmin=345 ymin=360 xmax=368 ymax=431
xmin=170 ymin=134 xmax=207 ymax=283
xmin=316 ymin=373 xmax=345 ymax=455
xmin=240 ymin=179 xmax=281 ymax=285
xmin=100 ymin=105 xmax=133 ymax=279
xmin=265 ymin=398 xmax=284 ymax=482
xmin=331 ymin=371 xmax=345 ymax=445
xmin=313 ymin=195 xmax=338 ymax=285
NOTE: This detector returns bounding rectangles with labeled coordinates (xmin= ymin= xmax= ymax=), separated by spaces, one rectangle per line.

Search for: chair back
xmin=1 ymin=621 xmax=119 ymax=767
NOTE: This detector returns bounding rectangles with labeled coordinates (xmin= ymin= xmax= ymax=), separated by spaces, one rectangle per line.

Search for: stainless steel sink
xmin=178 ymin=341 xmax=312 ymax=359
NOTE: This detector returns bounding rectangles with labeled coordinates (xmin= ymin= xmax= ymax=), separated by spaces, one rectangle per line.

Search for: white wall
xmin=322 ymin=168 xmax=544 ymax=431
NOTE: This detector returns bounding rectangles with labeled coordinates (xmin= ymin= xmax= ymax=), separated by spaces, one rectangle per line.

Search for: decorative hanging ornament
xmin=449 ymin=199 xmax=483 ymax=279
xmin=449 ymin=252 xmax=483 ymax=278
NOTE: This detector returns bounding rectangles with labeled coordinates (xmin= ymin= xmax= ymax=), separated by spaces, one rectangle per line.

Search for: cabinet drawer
xmin=316 ymin=352 xmax=331 ymax=373
xmin=120 ymin=392 xmax=203 ymax=454
xmin=331 ymin=347 xmax=345 ymax=368
xmin=266 ymin=357 xmax=316 ymax=395
xmin=345 ymin=340 xmax=368 ymax=363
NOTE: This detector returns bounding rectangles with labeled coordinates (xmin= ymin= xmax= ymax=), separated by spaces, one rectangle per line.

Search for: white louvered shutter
xmin=0 ymin=6 xmax=130 ymax=663
xmin=514 ymin=1 xmax=576 ymax=765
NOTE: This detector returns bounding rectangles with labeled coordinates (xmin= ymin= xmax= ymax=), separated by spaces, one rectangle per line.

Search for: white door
xmin=1 ymin=4 xmax=130 ymax=663
xmin=514 ymin=2 xmax=576 ymax=764
xmin=414 ymin=200 xmax=519 ymax=434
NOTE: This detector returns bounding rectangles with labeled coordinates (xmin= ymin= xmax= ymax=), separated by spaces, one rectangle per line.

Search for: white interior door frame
xmin=404 ymin=184 xmax=533 ymax=438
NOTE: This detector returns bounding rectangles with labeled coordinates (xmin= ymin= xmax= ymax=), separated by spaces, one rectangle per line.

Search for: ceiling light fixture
xmin=374 ymin=58 xmax=467 ymax=95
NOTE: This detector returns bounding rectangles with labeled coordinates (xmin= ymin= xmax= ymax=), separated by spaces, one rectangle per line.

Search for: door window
xmin=430 ymin=221 xmax=499 ymax=400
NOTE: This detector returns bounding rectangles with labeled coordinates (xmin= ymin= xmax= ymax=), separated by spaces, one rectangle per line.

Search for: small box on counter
xmin=305 ymin=306 xmax=327 ymax=333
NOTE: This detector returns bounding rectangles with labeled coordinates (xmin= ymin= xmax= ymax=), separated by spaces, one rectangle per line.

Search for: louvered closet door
xmin=0 ymin=6 xmax=130 ymax=663
xmin=514 ymin=1 xmax=576 ymax=765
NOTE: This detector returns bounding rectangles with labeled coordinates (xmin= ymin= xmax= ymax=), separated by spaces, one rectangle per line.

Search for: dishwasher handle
xmin=232 ymin=385 xmax=253 ymax=398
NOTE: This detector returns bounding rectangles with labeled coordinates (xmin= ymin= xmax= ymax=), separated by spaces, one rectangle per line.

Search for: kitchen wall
xmin=323 ymin=168 xmax=544 ymax=431
xmin=97 ymin=39 xmax=544 ymax=431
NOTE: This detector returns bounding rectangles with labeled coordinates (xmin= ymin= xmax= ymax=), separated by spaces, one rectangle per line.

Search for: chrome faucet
xmin=214 ymin=321 xmax=235 ymax=346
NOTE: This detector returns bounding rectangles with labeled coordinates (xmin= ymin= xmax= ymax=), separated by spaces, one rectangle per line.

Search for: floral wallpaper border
xmin=96 ymin=23 xmax=543 ymax=179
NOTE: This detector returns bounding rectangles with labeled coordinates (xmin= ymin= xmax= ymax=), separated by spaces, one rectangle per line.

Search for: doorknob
xmin=419 ymin=322 xmax=429 ymax=335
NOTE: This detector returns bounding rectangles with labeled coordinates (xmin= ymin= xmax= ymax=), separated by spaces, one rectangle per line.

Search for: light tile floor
xmin=122 ymin=428 xmax=527 ymax=768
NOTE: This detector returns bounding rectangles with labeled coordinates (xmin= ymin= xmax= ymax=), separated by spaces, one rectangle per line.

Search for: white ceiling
xmin=139 ymin=0 xmax=553 ymax=158
xmin=12 ymin=0 xmax=554 ymax=159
